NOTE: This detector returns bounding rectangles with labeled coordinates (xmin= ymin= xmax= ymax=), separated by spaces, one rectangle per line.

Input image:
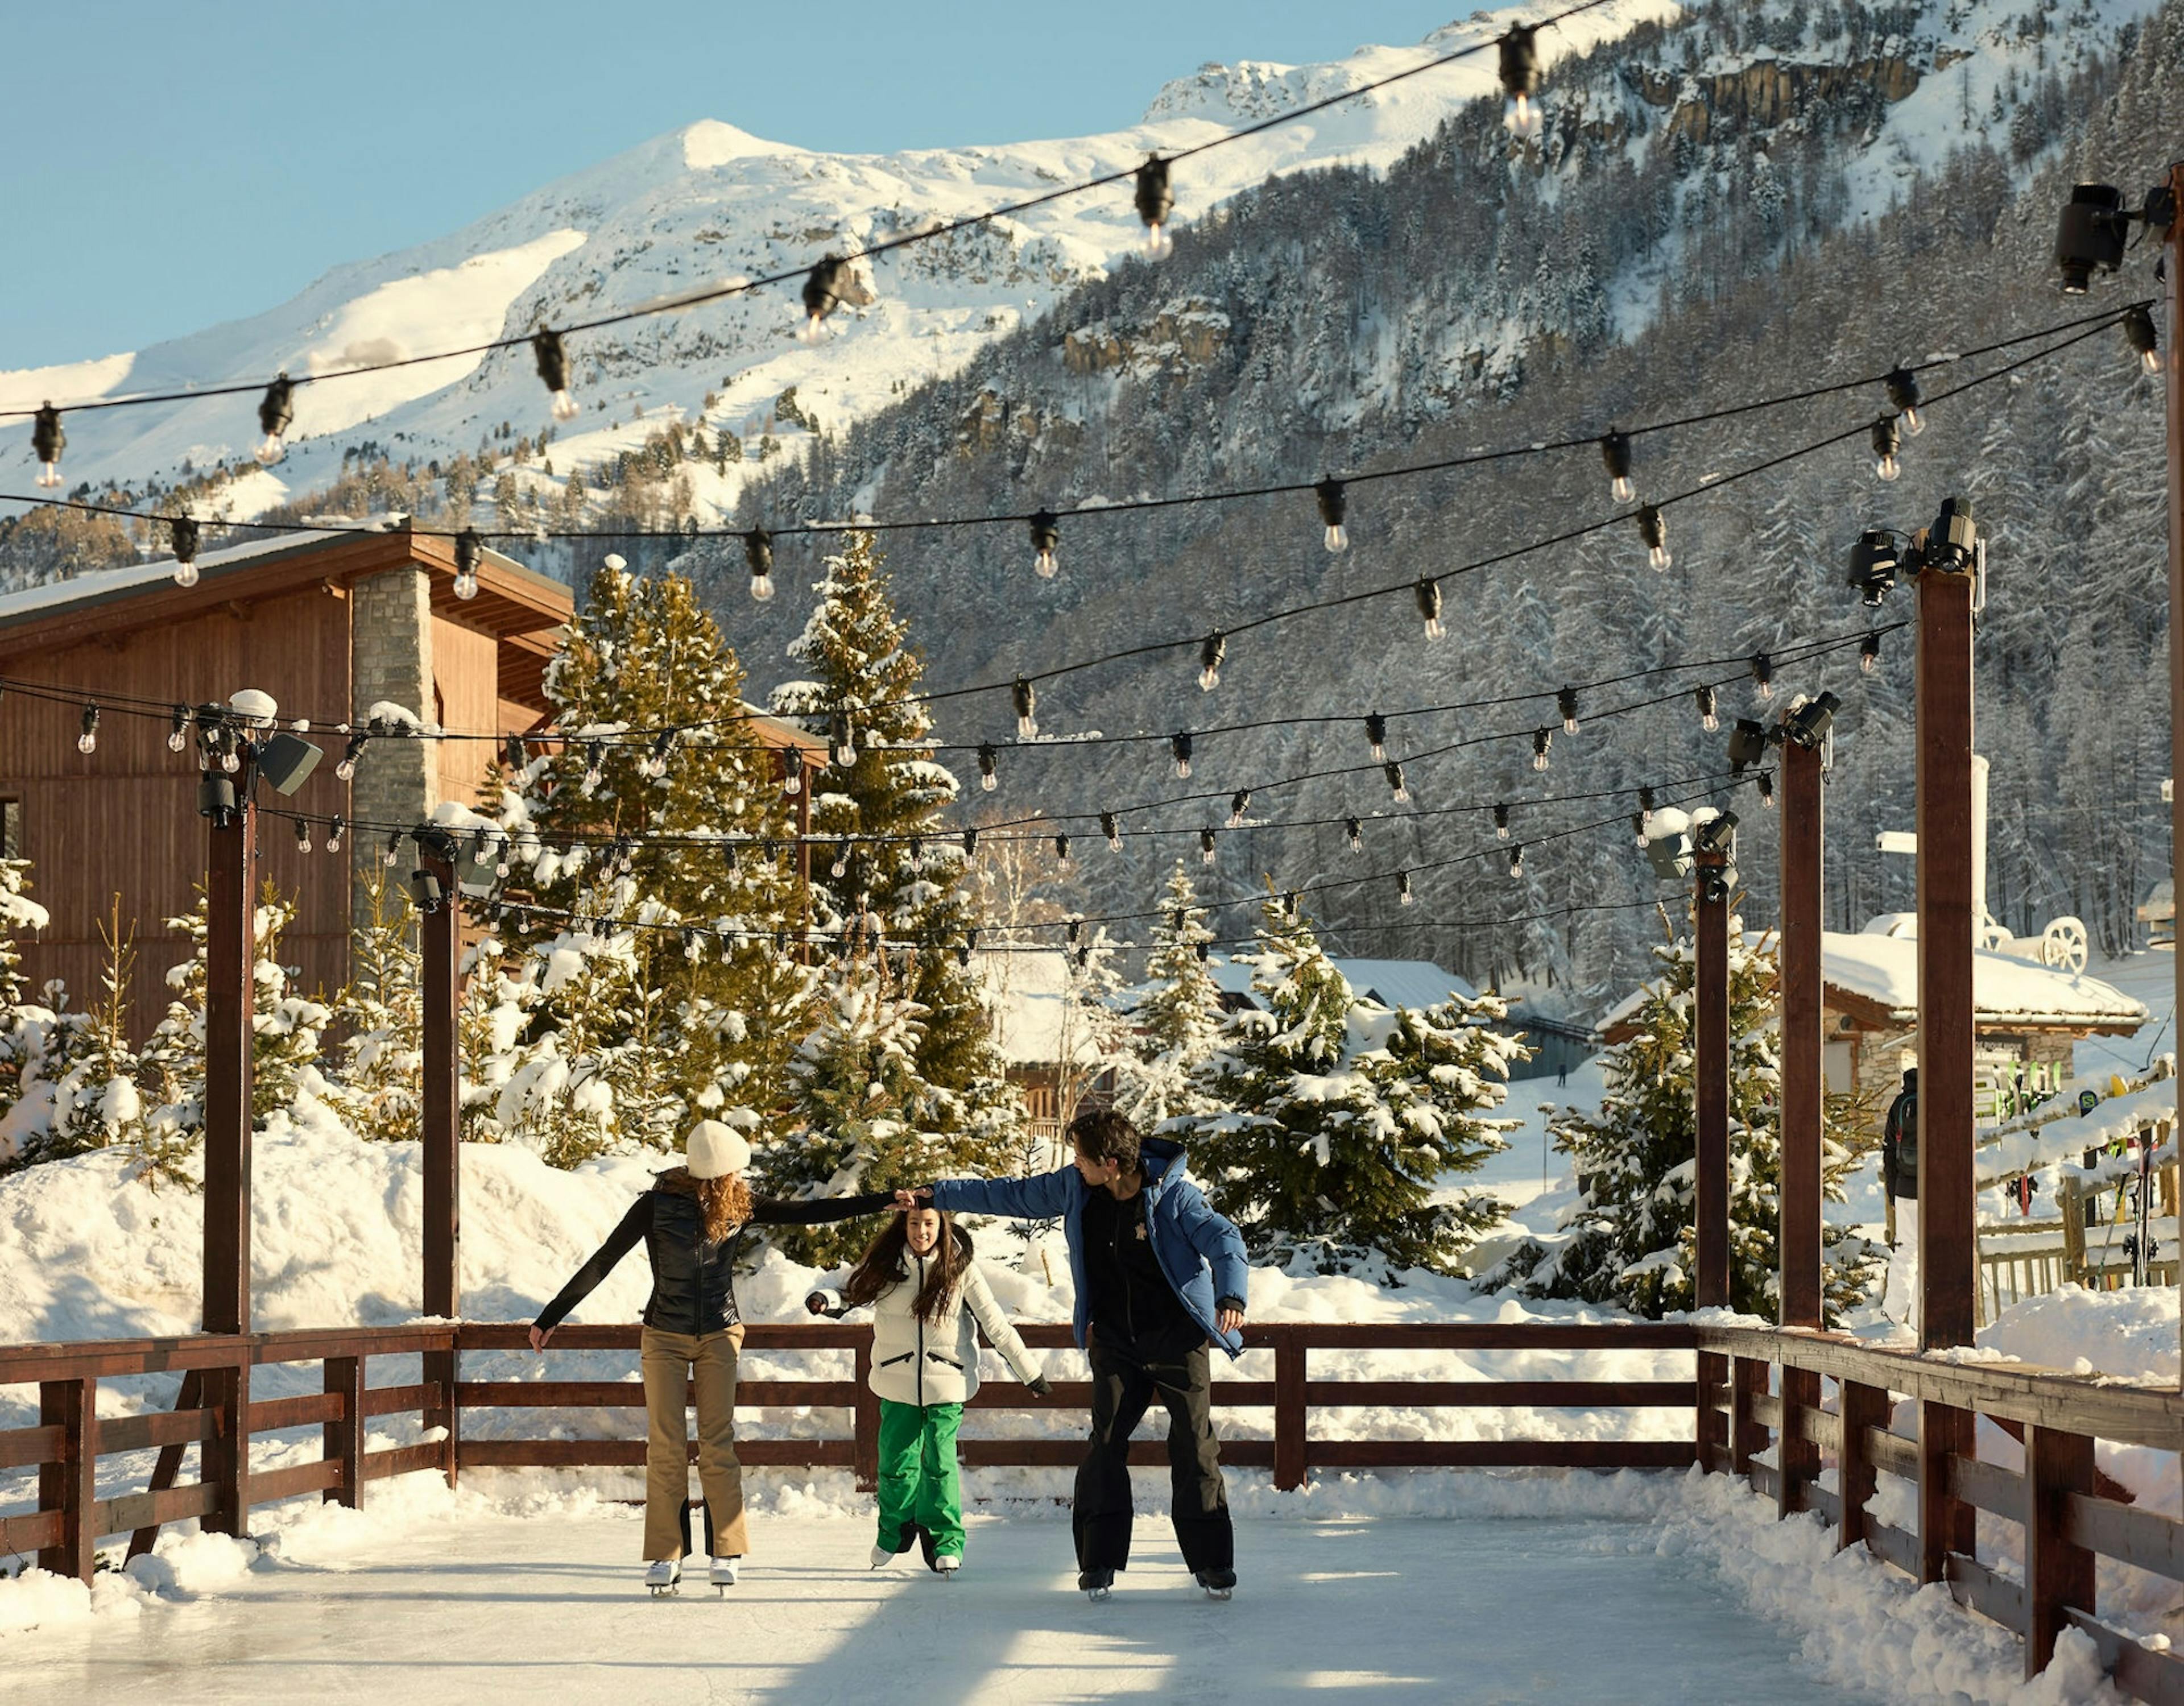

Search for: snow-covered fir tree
xmin=329 ymin=867 xmax=421 ymax=1145
xmin=1494 ymin=915 xmax=1880 ymax=1320
xmin=758 ymin=931 xmax=1006 ymax=1264
xmin=1177 ymin=896 xmax=1523 ymax=1279
xmin=485 ymin=555 xmax=808 ymax=1161
xmin=763 ymin=531 xmax=1021 ymax=1197
xmin=135 ymin=880 xmax=330 ymax=1186
xmin=0 ymin=856 xmax=60 ymax=1168
xmin=40 ymin=897 xmax=145 ymax=1165
xmin=1112 ymin=862 xmax=1224 ymax=1125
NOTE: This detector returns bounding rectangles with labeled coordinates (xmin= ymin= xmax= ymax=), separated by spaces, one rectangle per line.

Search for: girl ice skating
xmin=808 ymin=1204 xmax=1050 ymax=1575
xmin=530 ymin=1119 xmax=894 ymax=1596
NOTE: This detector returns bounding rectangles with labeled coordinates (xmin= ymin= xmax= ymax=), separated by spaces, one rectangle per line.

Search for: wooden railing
xmin=1691 ymin=1323 xmax=2184 ymax=1700
xmin=2 ymin=1320 xmax=1695 ymax=1580
xmin=14 ymin=1317 xmax=2184 ymax=1700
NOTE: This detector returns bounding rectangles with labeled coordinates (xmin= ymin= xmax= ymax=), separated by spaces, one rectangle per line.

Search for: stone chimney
xmin=349 ymin=565 xmax=438 ymax=927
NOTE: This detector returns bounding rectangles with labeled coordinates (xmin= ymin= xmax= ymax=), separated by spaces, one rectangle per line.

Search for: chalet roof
xmin=1207 ymin=954 xmax=1477 ymax=1011
xmin=1595 ymin=930 xmax=2146 ymax=1043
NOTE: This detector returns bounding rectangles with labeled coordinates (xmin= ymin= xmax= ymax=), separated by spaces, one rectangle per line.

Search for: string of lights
xmin=1 ymin=1 xmax=1619 ymax=437
xmin=3 ymin=297 xmax=2139 ymax=570
xmin=258 ymin=767 xmax=1755 ymax=952
xmin=22 ymin=620 xmax=1883 ymax=866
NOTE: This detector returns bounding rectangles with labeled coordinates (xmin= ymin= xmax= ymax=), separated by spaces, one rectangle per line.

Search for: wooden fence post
xmin=1777 ymin=733 xmax=1826 ymax=1512
xmin=1918 ymin=1399 xmax=1974 ymax=1585
xmin=2161 ymin=158 xmax=2184 ymax=1398
xmin=37 ymin=1376 xmax=96 ymax=1583
xmin=1837 ymin=1380 xmax=1886 ymax=1554
xmin=1273 ymin=1328 xmax=1308 ymax=1492
xmin=1730 ymin=1357 xmax=1769 ymax=1478
xmin=324 ymin=1356 xmax=365 ymax=1509
xmin=2024 ymin=1425 xmax=2096 ymax=1678
xmin=419 ymin=847 xmax=461 ymax=1490
xmin=1916 ymin=546 xmax=1978 ymax=1352
xmin=1694 ymin=845 xmax=1731 ymax=1474
xmin=853 ymin=1339 xmax=880 ymax=1492
xmin=202 ymin=1352 xmax=253 ymax=1540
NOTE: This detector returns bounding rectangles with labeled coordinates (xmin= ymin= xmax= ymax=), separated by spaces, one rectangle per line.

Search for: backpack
xmin=1888 ymin=1091 xmax=1918 ymax=1188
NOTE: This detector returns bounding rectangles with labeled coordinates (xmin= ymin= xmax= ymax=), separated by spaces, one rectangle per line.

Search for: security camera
xmin=1846 ymin=531 xmax=1900 ymax=606
xmin=2054 ymin=183 xmax=2129 ymax=294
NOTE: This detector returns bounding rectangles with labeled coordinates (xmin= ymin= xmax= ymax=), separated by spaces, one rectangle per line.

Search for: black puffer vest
xmin=642 ymin=1178 xmax=743 ymax=1335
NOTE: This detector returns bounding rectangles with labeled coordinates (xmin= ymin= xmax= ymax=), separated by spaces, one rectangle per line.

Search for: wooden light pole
xmin=2160 ymin=162 xmax=2184 ymax=1398
xmin=201 ymin=764 xmax=257 ymax=1537
xmin=1911 ymin=500 xmax=1979 ymax=1584
xmin=419 ymin=839 xmax=462 ymax=1488
xmin=1693 ymin=837 xmax=1731 ymax=1470
xmin=1776 ymin=732 xmax=1826 ymax=1508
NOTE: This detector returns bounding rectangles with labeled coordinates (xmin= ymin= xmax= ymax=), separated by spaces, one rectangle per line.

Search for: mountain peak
xmin=681 ymin=121 xmax=806 ymax=172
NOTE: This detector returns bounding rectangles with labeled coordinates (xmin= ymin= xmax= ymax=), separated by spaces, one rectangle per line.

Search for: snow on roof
xmin=0 ymin=525 xmax=357 ymax=627
xmin=969 ymin=949 xmax=1101 ymax=1067
xmin=1207 ymin=954 xmax=1475 ymax=1011
xmin=1596 ymin=931 xmax=2148 ymax=1039
xmin=1819 ymin=931 xmax=2145 ymax=1032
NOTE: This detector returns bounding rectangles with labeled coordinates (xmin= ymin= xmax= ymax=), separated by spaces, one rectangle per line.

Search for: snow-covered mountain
xmin=0 ymin=1 xmax=1672 ymax=516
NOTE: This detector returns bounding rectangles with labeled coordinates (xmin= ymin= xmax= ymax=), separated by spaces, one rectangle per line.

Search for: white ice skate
xmin=644 ymin=1558 xmax=681 ymax=1597
xmin=870 ymin=1544 xmax=899 ymax=1570
xmin=708 ymin=1556 xmax=740 ymax=1595
xmin=936 ymin=1554 xmax=961 ymax=1581
xmin=1078 ymin=1567 xmax=1114 ymax=1601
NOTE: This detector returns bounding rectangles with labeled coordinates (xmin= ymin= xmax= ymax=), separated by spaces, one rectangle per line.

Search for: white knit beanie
xmin=685 ymin=1119 xmax=751 ymax=1181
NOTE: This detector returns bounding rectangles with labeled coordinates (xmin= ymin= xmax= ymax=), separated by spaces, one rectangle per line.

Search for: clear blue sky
xmin=3 ymin=0 xmax=1462 ymax=372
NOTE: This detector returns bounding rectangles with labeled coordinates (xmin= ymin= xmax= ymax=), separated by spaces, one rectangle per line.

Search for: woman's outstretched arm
xmin=532 ymin=1194 xmax=653 ymax=1344
xmin=749 ymin=1190 xmax=897 ymax=1226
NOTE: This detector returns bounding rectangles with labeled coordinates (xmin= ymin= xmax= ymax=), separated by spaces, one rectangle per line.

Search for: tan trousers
xmin=640 ymin=1324 xmax=748 ymax=1562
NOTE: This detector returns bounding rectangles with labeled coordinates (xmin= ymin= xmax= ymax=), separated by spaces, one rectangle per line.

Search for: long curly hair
xmin=655 ymin=1167 xmax=753 ymax=1245
xmin=841 ymin=1208 xmax=966 ymax=1323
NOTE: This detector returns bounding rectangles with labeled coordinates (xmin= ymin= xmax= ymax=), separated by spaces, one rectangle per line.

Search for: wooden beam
xmin=1778 ymin=735 xmax=1825 ymax=1331
xmin=1694 ymin=848 xmax=1730 ymax=1309
xmin=125 ymin=1367 xmax=205 ymax=1561
xmin=36 ymin=1376 xmax=97 ymax=1583
xmin=2164 ymin=159 xmax=2184 ymax=1403
xmin=1918 ymin=1400 xmax=1975 ymax=1585
xmin=324 ymin=1356 xmax=364 ymax=1509
xmin=1916 ymin=556 xmax=1977 ymax=1349
xmin=2025 ymin=1425 xmax=2096 ymax=1678
xmin=1272 ymin=1326 xmax=1308 ymax=1491
xmin=202 ymin=790 xmax=255 ymax=1336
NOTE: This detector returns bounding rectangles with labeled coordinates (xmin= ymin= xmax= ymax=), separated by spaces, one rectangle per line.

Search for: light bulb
xmin=32 ymin=403 xmax=64 ymax=489
xmin=1366 ymin=713 xmax=1387 ymax=763
xmin=1345 ymin=816 xmax=1363 ymax=855
xmin=745 ymin=529 xmax=775 ymax=602
xmin=222 ymin=747 xmax=241 ymax=774
xmin=1135 ymin=155 xmax=1174 ymax=261
xmin=336 ymin=735 xmax=365 ymax=781
xmin=1759 ymin=773 xmax=1777 ymax=810
xmin=454 ymin=569 xmax=479 ymax=599
xmin=1558 ymin=686 xmax=1580 ymax=735
xmin=77 ymin=706 xmax=98 ymax=754
xmin=255 ymin=434 xmax=284 ymax=467
xmin=1638 ymin=504 xmax=1670 ymax=570
xmin=2144 ymin=347 xmax=2166 ymax=376
xmin=1385 ymin=761 xmax=1409 ymax=804
xmin=796 ymin=313 xmax=828 ymax=345
xmin=168 ymin=709 xmax=189 ymax=753
xmin=1103 ymin=811 xmax=1122 ymax=853
xmin=1696 ymin=686 xmax=1719 ymax=732
xmin=1611 ymin=474 xmax=1633 ymax=502
xmin=532 ymin=329 xmax=580 ymax=421
xmin=1144 ymin=223 xmax=1172 ymax=261
xmin=1651 ymin=543 xmax=1673 ymax=570
xmin=1398 ymin=871 xmax=1415 ymax=906
xmin=1860 ymin=634 xmax=1881 ymax=674
xmin=1029 ymin=510 xmax=1060 ymax=579
xmin=296 ymin=821 xmax=314 ymax=854
xmin=383 ymin=833 xmax=402 ymax=868
xmin=1315 ymin=475 xmax=1347 ymax=552
xmin=1055 ymin=834 xmax=1073 ymax=868
xmin=979 ymin=742 xmax=998 ymax=792
xmin=1012 ymin=676 xmax=1037 ymax=740
xmin=1504 ymin=93 xmax=1540 ymax=138
xmin=832 ymin=850 xmax=849 ymax=879
xmin=1198 ymin=631 xmax=1225 ymax=693
xmin=329 ymin=817 xmax=347 ymax=854
xmin=174 ymin=561 xmax=200 ymax=588
xmin=1532 ymin=730 xmax=1552 ymax=772
xmin=1509 ymin=847 xmax=1525 ymax=879
xmin=1172 ymin=732 xmax=1193 ymax=779
xmin=1601 ymin=430 xmax=1634 ymax=503
xmin=1495 ymin=804 xmax=1510 ymax=840
xmin=1199 ymin=829 xmax=1217 ymax=867
xmin=1416 ymin=577 xmax=1444 ymax=641
xmin=1227 ymin=790 xmax=1249 ymax=829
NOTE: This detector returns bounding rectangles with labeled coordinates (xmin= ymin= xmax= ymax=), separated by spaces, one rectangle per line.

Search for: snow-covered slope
xmin=0 ymin=2 xmax=1673 ymax=517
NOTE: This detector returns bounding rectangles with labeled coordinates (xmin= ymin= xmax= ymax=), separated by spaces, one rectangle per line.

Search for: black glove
xmin=804 ymin=1291 xmax=830 ymax=1316
xmin=1027 ymin=1374 xmax=1053 ymax=1397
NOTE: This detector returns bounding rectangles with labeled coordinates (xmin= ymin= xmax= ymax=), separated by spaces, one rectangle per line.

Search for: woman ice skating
xmin=529 ymin=1119 xmax=894 ymax=1597
xmin=905 ymin=1107 xmax=1249 ymax=1601
xmin=806 ymin=1204 xmax=1052 ymax=1576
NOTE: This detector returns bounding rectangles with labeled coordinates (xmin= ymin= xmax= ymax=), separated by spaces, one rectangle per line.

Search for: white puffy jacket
xmin=809 ymin=1241 xmax=1044 ymax=1408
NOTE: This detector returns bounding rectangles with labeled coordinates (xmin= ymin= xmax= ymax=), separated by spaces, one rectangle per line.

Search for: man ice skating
xmin=1880 ymin=1067 xmax=1920 ymax=1331
xmin=903 ymin=1107 xmax=1248 ymax=1601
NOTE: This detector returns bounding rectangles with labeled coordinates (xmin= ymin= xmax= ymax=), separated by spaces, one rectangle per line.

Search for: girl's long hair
xmin=655 ymin=1166 xmax=753 ymax=1245
xmin=841 ymin=1210 xmax=966 ymax=1323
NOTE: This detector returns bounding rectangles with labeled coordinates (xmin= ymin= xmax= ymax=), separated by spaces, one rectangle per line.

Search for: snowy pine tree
xmin=764 ymin=530 xmax=1021 ymax=1196
xmin=330 ymin=867 xmax=422 ymax=1145
xmin=1178 ymin=897 xmax=1523 ymax=1279
xmin=40 ymin=897 xmax=144 ymax=1164
xmin=486 ymin=554 xmax=808 ymax=1160
xmin=1113 ymin=863 xmax=1225 ymax=1125
xmin=1496 ymin=916 xmax=1879 ymax=1320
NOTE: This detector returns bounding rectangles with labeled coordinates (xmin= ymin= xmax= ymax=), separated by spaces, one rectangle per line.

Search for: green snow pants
xmin=876 ymin=1398 xmax=965 ymax=1560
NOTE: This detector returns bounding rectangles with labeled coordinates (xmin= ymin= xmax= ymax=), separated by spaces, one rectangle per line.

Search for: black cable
xmin=0 ymin=0 xmax=1622 ymax=424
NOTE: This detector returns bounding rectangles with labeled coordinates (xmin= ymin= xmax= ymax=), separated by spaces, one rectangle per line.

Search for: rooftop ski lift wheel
xmin=2041 ymin=916 xmax=2088 ymax=975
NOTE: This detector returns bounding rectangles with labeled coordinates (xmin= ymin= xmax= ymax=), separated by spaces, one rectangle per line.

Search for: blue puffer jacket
xmin=929 ymin=1136 xmax=1250 ymax=1358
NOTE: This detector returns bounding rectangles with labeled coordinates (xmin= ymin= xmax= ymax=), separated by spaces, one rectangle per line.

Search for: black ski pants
xmin=1073 ymin=1329 xmax=1231 ymax=1574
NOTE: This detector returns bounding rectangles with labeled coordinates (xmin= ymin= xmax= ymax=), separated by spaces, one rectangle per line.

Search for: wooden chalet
xmin=0 ymin=524 xmax=821 ymax=1037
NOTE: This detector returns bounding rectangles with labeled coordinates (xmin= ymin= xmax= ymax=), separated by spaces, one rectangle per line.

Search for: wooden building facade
xmin=0 ymin=526 xmax=573 ymax=1036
